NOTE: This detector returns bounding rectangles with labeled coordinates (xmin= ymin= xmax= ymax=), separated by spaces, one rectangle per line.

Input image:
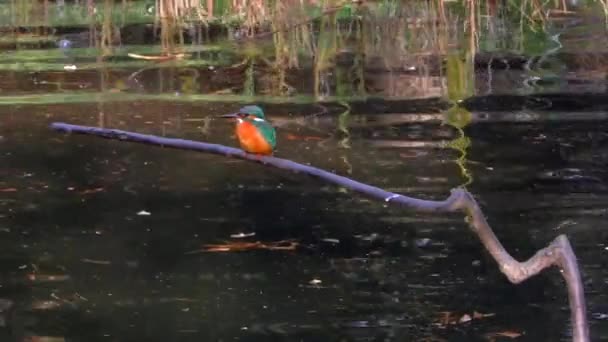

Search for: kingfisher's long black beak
xmin=219 ymin=112 xmax=240 ymax=118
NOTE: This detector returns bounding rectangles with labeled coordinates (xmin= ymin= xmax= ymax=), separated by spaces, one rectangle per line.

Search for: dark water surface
xmin=2 ymin=3 xmax=608 ymax=342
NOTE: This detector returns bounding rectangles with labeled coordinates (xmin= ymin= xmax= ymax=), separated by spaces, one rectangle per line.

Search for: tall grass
xmin=3 ymin=0 xmax=605 ymax=99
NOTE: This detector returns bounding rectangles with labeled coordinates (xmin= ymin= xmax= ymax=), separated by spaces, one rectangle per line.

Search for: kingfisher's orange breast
xmin=235 ymin=120 xmax=273 ymax=155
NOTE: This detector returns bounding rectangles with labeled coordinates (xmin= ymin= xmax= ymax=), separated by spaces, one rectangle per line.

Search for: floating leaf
xmin=435 ymin=310 xmax=496 ymax=327
xmin=459 ymin=314 xmax=472 ymax=323
xmin=27 ymin=274 xmax=70 ymax=282
xmin=23 ymin=336 xmax=66 ymax=342
xmin=186 ymin=240 xmax=298 ymax=253
xmin=79 ymin=187 xmax=104 ymax=195
xmin=127 ymin=52 xmax=188 ymax=61
xmin=81 ymin=258 xmax=111 ymax=265
xmin=230 ymin=232 xmax=256 ymax=239
xmin=485 ymin=330 xmax=523 ymax=340
xmin=30 ymin=300 xmax=63 ymax=310
xmin=473 ymin=311 xmax=496 ymax=319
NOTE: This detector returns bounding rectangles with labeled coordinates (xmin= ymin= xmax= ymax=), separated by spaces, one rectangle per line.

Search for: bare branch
xmin=50 ymin=122 xmax=590 ymax=342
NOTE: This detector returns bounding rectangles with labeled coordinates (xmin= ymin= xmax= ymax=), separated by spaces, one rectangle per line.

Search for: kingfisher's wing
xmin=252 ymin=119 xmax=277 ymax=149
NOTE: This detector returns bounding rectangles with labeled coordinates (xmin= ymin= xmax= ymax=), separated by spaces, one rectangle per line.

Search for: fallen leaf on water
xmin=309 ymin=278 xmax=322 ymax=285
xmin=78 ymin=187 xmax=104 ymax=195
xmin=230 ymin=232 xmax=256 ymax=239
xmin=473 ymin=311 xmax=496 ymax=319
xmin=435 ymin=310 xmax=496 ymax=327
xmin=158 ymin=297 xmax=197 ymax=303
xmin=485 ymin=330 xmax=523 ymax=341
xmin=31 ymin=300 xmax=63 ymax=310
xmin=459 ymin=314 xmax=472 ymax=323
xmin=186 ymin=240 xmax=298 ymax=253
xmin=0 ymin=188 xmax=17 ymax=192
xmin=24 ymin=336 xmax=66 ymax=342
xmin=74 ymin=293 xmax=88 ymax=301
xmin=81 ymin=258 xmax=111 ymax=265
xmin=27 ymin=274 xmax=70 ymax=282
xmin=128 ymin=52 xmax=188 ymax=61
xmin=23 ymin=335 xmax=65 ymax=342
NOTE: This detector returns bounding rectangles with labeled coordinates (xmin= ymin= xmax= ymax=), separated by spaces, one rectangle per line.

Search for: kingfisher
xmin=220 ymin=105 xmax=277 ymax=155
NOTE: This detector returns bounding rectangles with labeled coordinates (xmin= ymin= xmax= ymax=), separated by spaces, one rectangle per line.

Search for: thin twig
xmin=50 ymin=122 xmax=589 ymax=342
